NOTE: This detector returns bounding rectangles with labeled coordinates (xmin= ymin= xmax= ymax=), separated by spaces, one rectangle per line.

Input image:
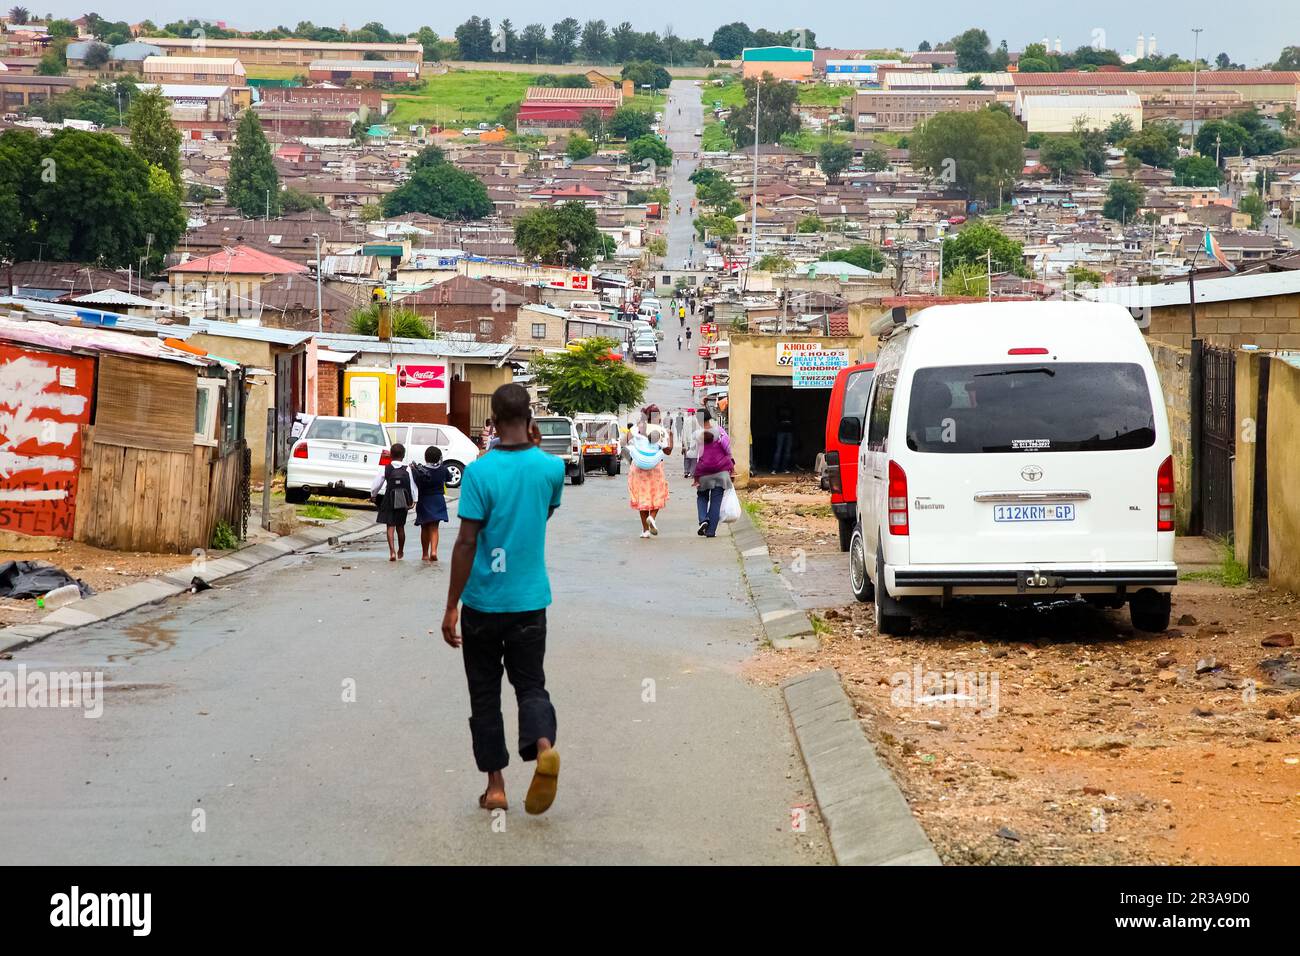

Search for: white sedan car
xmin=285 ymin=416 xmax=388 ymax=503
xmin=383 ymin=422 xmax=479 ymax=488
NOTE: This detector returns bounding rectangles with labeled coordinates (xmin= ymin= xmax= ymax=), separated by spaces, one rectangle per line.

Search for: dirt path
xmin=743 ymin=479 xmax=1300 ymax=865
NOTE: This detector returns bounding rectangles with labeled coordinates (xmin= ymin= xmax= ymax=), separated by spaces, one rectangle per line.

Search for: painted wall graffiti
xmin=0 ymin=345 xmax=95 ymax=538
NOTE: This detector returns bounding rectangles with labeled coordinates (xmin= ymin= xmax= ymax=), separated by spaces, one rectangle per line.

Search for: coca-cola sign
xmin=397 ymin=364 xmax=445 ymax=389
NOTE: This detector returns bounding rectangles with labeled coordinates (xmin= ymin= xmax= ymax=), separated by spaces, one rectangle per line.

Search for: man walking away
xmin=685 ymin=326 xmax=693 ymax=345
xmin=677 ymin=334 xmax=683 ymax=351
xmin=443 ymin=384 xmax=565 ymax=815
xmin=771 ymin=405 xmax=795 ymax=473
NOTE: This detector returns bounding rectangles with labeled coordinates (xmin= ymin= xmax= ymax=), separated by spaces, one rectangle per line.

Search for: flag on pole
xmin=1204 ymin=230 xmax=1235 ymax=271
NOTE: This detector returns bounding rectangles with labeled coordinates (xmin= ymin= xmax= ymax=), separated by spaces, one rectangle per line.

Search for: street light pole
xmin=1191 ymin=28 xmax=1203 ymax=150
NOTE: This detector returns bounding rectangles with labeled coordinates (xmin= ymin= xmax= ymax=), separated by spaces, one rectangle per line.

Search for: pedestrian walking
xmin=411 ymin=446 xmax=451 ymax=562
xmin=689 ymin=297 xmax=697 ymax=316
xmin=685 ymin=326 xmax=693 ymax=344
xmin=693 ymin=426 xmax=735 ymax=538
xmin=679 ymin=311 xmax=685 ymax=328
xmin=678 ymin=304 xmax=686 ymax=323
xmin=442 ymin=383 xmax=565 ymax=816
xmin=480 ymin=419 xmax=496 ymax=452
xmin=677 ymin=333 xmax=683 ymax=350
xmin=625 ymin=406 xmax=673 ymax=538
xmin=371 ymin=443 xmax=417 ymax=561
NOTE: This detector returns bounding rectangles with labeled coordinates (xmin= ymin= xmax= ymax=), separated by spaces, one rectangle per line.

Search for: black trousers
xmin=460 ymin=606 xmax=557 ymax=773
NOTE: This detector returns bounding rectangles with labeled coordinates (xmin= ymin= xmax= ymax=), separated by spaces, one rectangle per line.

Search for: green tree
xmin=823 ymin=244 xmax=886 ymax=272
xmin=818 ymin=140 xmax=853 ymax=185
xmin=408 ymin=144 xmax=445 ymax=173
xmin=580 ymin=109 xmax=607 ymax=144
xmin=513 ymin=201 xmax=605 ymax=267
xmin=530 ymin=337 xmax=647 ymax=417
xmin=127 ymin=86 xmax=181 ymax=189
xmin=940 ymin=222 xmax=1028 ymax=277
xmin=607 ymin=106 xmax=652 ymax=141
xmin=382 ymin=162 xmax=491 ymax=220
xmin=1102 ymin=179 xmax=1145 ymax=223
xmin=861 ymin=148 xmax=889 ymax=171
xmin=82 ymin=41 xmax=110 ymax=68
xmin=566 ymin=134 xmax=596 ymax=160
xmin=6 ymin=128 xmax=182 ymax=269
xmin=796 ymin=214 xmax=823 ymax=233
xmin=1105 ymin=115 xmax=1135 ymax=144
xmin=910 ymin=108 xmax=1024 ymax=203
xmin=1239 ymin=191 xmax=1266 ymax=227
xmin=8 ymin=7 xmax=30 ymax=24
xmin=952 ymin=28 xmax=992 ymax=72
xmin=756 ymin=253 xmax=794 ymax=272
xmin=1173 ymin=155 xmax=1222 ymax=187
xmin=1039 ymin=135 xmax=1085 ymax=177
xmin=227 ymin=111 xmax=280 ymax=218
xmin=1068 ymin=266 xmax=1104 ymax=287
xmin=724 ymin=72 xmax=800 ymax=145
xmin=694 ymin=212 xmax=737 ymax=239
xmin=280 ymin=187 xmax=329 ymax=213
xmin=1120 ymin=122 xmax=1179 ymax=168
xmin=627 ymin=134 xmax=671 ymax=167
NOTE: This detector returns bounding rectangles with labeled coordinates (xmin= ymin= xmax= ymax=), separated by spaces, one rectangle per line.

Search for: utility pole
xmin=747 ymin=74 xmax=761 ymax=285
xmin=1191 ymin=28 xmax=1203 ymax=150
xmin=312 ymin=233 xmax=323 ymax=332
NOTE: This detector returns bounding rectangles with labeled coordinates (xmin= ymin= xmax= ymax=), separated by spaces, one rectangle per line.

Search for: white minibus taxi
xmin=848 ymin=302 xmax=1176 ymax=635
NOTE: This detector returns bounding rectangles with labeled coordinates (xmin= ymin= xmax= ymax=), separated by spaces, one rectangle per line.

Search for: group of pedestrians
xmin=371 ymin=444 xmax=453 ymax=562
xmin=622 ymin=405 xmax=734 ymax=540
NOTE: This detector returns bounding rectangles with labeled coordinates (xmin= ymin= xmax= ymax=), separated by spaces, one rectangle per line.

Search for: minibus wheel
xmin=875 ymin=543 xmax=911 ymax=636
xmin=1129 ymin=589 xmax=1171 ymax=633
xmin=849 ymin=525 xmax=873 ymax=603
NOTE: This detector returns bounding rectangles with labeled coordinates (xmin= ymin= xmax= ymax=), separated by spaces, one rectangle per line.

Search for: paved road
xmin=0 ymin=245 xmax=829 ymax=864
xmin=665 ymin=81 xmax=704 ymax=269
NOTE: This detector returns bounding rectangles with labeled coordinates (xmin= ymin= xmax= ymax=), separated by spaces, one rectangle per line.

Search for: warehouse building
xmin=1015 ymin=92 xmax=1143 ymax=133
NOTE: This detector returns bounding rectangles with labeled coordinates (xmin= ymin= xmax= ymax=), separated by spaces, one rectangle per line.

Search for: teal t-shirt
xmin=457 ymin=444 xmax=565 ymax=613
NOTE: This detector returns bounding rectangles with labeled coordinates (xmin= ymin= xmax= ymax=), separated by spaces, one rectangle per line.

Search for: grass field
xmin=244 ymin=64 xmax=309 ymax=81
xmin=385 ymin=69 xmax=534 ymax=127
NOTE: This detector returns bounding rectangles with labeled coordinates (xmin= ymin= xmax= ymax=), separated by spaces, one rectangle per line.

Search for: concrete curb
xmin=783 ymin=669 xmax=941 ymax=867
xmin=729 ymin=508 xmax=818 ymax=651
xmin=0 ymin=514 xmax=379 ymax=656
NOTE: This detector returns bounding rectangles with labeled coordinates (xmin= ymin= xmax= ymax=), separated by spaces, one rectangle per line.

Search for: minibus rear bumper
xmin=887 ymin=563 xmax=1177 ymax=597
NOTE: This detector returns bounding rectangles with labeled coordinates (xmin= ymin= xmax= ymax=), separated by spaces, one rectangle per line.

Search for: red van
xmin=820 ymin=362 xmax=876 ymax=551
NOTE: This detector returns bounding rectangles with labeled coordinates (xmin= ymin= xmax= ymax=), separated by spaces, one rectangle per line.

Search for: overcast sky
xmin=69 ymin=2 xmax=1294 ymax=65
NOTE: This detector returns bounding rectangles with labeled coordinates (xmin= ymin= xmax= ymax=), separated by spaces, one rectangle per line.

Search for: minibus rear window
xmin=905 ymin=363 xmax=1156 ymax=454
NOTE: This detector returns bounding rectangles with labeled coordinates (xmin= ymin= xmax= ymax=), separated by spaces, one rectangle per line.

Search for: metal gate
xmin=1199 ymin=345 xmax=1236 ymax=539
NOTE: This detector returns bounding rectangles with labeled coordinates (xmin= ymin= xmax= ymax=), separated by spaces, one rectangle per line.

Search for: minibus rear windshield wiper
xmin=973 ymin=367 xmax=1056 ymax=377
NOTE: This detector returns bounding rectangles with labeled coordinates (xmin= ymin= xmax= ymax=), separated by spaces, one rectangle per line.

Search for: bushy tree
xmin=824 ymin=244 xmax=885 ymax=272
xmin=1039 ymin=135 xmax=1085 ymax=177
xmin=349 ymin=305 xmax=432 ymax=338
xmin=627 ymin=134 xmax=671 ymax=166
xmin=227 ymin=111 xmax=280 ymax=218
xmin=910 ymin=108 xmax=1024 ymax=203
xmin=819 ymin=141 xmax=853 ymax=184
xmin=607 ymin=107 xmax=652 ymax=141
xmin=382 ymin=162 xmax=491 ymax=220
xmin=1120 ymin=122 xmax=1180 ymax=168
xmin=128 ymin=86 xmax=181 ymax=189
xmin=940 ymin=222 xmax=1028 ymax=277
xmin=1173 ymin=155 xmax=1222 ymax=187
xmin=724 ymin=72 xmax=800 ymax=145
xmin=0 ymin=128 xmax=182 ymax=270
xmin=1102 ymin=179 xmax=1145 ymax=223
xmin=531 ymin=337 xmax=646 ymax=417
xmin=513 ymin=201 xmax=606 ymax=267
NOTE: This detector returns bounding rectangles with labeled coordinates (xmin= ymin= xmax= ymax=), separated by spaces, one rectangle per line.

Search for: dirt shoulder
xmin=743 ymin=479 xmax=1300 ymax=866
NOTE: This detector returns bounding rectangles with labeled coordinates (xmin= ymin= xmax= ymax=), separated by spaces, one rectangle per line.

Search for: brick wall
xmin=317 ymin=364 xmax=341 ymax=417
xmin=1148 ymin=340 xmax=1192 ymax=532
xmin=1147 ymin=292 xmax=1300 ymax=351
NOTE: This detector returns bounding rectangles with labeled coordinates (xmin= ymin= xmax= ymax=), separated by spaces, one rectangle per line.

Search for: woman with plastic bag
xmin=625 ymin=405 xmax=673 ymax=539
xmin=692 ymin=424 xmax=735 ymax=538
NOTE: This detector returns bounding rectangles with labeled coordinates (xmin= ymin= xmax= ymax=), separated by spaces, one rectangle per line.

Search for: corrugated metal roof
xmin=1014 ymin=70 xmax=1300 ymax=87
xmin=1077 ymin=270 xmax=1300 ymax=308
xmin=309 ymin=60 xmax=420 ymax=72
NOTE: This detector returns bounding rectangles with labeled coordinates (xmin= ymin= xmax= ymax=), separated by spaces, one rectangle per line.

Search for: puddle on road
xmin=114 ymin=619 xmax=181 ymax=661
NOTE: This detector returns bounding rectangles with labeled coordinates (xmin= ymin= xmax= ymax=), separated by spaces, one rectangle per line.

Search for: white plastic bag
xmin=720 ymin=488 xmax=742 ymax=524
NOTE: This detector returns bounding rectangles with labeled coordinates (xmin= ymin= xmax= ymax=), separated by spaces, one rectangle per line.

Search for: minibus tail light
xmin=1156 ymin=455 xmax=1174 ymax=532
xmin=887 ymin=460 xmax=909 ymax=536
xmin=379 ymin=449 xmax=392 ymax=467
xmin=1008 ymin=347 xmax=1049 ymax=355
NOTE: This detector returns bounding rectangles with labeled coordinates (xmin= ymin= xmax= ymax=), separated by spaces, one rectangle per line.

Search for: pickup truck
xmin=535 ymin=416 xmax=585 ymax=485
